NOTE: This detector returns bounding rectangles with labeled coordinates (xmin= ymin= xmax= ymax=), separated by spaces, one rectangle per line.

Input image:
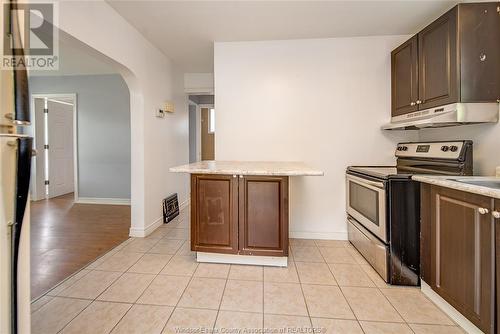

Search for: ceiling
xmin=108 ymin=0 xmax=459 ymax=73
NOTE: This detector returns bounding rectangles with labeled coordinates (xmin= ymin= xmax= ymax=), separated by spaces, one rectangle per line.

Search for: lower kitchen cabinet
xmin=190 ymin=174 xmax=289 ymax=256
xmin=496 ymin=199 xmax=500 ymax=334
xmin=421 ymin=184 xmax=495 ymax=334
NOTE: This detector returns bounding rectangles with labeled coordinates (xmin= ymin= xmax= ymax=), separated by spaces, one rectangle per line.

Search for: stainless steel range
xmin=346 ymin=141 xmax=473 ymax=286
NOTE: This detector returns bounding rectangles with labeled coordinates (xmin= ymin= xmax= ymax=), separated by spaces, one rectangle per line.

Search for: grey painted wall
xmin=29 ymin=74 xmax=131 ymax=199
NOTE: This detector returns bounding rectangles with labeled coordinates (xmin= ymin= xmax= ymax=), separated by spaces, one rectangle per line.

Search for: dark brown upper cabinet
xmin=391 ymin=2 xmax=500 ymax=118
xmin=391 ymin=36 xmax=418 ymax=116
xmin=190 ymin=174 xmax=289 ymax=256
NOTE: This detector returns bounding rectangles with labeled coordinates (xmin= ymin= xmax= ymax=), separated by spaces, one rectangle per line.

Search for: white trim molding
xmin=421 ymin=281 xmax=482 ymax=334
xmin=197 ymin=252 xmax=288 ymax=267
xmin=289 ymin=231 xmax=348 ymax=240
xmin=76 ymin=197 xmax=131 ymax=205
xmin=129 ymin=198 xmax=190 ymax=238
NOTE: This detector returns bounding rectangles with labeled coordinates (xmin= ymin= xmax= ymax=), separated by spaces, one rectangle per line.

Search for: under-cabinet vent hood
xmin=382 ymin=103 xmax=499 ymax=130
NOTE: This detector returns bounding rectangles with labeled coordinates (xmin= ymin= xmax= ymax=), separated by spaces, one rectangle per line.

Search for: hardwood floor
xmin=30 ymin=193 xmax=130 ymax=300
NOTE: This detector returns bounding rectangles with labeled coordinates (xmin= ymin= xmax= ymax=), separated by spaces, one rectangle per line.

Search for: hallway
xmin=30 ymin=194 xmax=130 ymax=299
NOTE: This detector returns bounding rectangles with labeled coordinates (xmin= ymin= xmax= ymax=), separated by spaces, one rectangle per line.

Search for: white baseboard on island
xmin=196 ymin=252 xmax=288 ymax=267
xmin=289 ymin=231 xmax=347 ymax=240
xmin=421 ymin=281 xmax=483 ymax=334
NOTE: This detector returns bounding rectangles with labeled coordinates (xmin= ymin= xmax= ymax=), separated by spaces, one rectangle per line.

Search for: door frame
xmin=30 ymin=93 xmax=78 ymax=202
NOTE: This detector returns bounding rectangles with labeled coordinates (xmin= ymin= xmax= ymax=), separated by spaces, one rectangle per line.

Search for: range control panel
xmin=395 ymin=141 xmax=466 ymax=160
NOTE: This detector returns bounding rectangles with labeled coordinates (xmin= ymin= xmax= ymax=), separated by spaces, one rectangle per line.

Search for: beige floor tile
xmin=111 ymin=304 xmax=174 ymax=334
xmin=311 ymin=318 xmax=363 ymax=334
xmin=160 ymin=255 xmax=198 ymax=276
xmin=319 ymin=247 xmax=357 ymax=264
xmin=381 ymin=288 xmax=454 ymax=325
xmin=296 ymin=262 xmax=337 ymax=285
xmin=47 ymin=269 xmax=91 ymax=296
xmin=149 ymin=239 xmax=184 ymax=255
xmin=162 ymin=307 xmax=217 ymax=334
xmin=302 ymin=284 xmax=355 ymax=319
xmin=175 ymin=241 xmax=195 ymax=256
xmin=215 ymin=311 xmax=263 ymax=332
xmin=194 ymin=263 xmax=230 ymax=278
xmin=137 ymin=275 xmax=190 ymax=306
xmin=264 ymin=314 xmax=312 ymax=332
xmin=164 ymin=228 xmax=189 ymax=240
xmin=221 ymin=280 xmax=263 ymax=312
xmin=122 ymin=238 xmax=160 ymax=253
xmin=95 ymin=251 xmax=144 ymax=272
xmin=228 ymin=265 xmax=263 ymax=281
xmin=128 ymin=253 xmax=172 ymax=274
xmin=314 ymin=239 xmax=350 ymax=248
xmin=86 ymin=251 xmax=116 ymax=270
xmin=31 ymin=297 xmax=90 ymax=334
xmin=360 ymin=321 xmax=413 ymax=334
xmin=409 ymin=324 xmax=465 ymax=334
xmin=290 ymin=238 xmax=317 ymax=247
xmin=61 ymin=301 xmax=131 ymax=334
xmin=346 ymin=247 xmax=368 ymax=265
xmin=58 ymin=270 xmax=121 ymax=299
xmin=97 ymin=272 xmax=155 ymax=303
xmin=292 ymin=246 xmax=324 ymax=262
xmin=146 ymin=228 xmax=171 ymax=239
xmin=359 ymin=264 xmax=389 ymax=288
xmin=264 ymin=263 xmax=299 ymax=283
xmin=263 ymin=282 xmax=308 ymax=316
xmin=328 ymin=263 xmax=374 ymax=287
xmin=178 ymin=277 xmax=226 ymax=309
xmin=342 ymin=287 xmax=403 ymax=322
xmin=31 ymin=295 xmax=54 ymax=313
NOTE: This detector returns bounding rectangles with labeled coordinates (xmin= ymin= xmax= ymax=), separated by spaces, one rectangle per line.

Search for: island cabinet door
xmin=495 ymin=199 xmax=500 ymax=334
xmin=191 ymin=174 xmax=239 ymax=254
xmin=429 ymin=186 xmax=494 ymax=334
xmin=238 ymin=176 xmax=289 ymax=257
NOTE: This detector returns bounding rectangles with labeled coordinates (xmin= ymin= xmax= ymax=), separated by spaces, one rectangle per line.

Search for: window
xmin=209 ymin=108 xmax=215 ymax=133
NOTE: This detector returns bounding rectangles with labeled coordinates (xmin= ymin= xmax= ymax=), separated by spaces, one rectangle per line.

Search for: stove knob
xmin=441 ymin=146 xmax=449 ymax=152
xmin=450 ymin=145 xmax=458 ymax=152
xmin=397 ymin=147 xmax=402 ymax=151
xmin=402 ymin=146 xmax=408 ymax=151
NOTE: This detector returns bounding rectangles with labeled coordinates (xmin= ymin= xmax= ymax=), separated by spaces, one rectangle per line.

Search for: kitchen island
xmin=170 ymin=161 xmax=323 ymax=266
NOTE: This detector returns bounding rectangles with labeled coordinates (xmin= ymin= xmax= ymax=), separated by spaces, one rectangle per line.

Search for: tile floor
xmin=31 ymin=211 xmax=465 ymax=334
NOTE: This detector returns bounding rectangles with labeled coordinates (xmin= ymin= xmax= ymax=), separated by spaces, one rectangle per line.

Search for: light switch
xmin=165 ymin=101 xmax=175 ymax=113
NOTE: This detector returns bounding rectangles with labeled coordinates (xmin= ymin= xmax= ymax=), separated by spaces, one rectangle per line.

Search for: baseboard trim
xmin=197 ymin=252 xmax=288 ymax=267
xmin=421 ymin=281 xmax=482 ymax=334
xmin=129 ymin=198 xmax=189 ymax=238
xmin=76 ymin=197 xmax=131 ymax=205
xmin=289 ymin=231 xmax=348 ymax=240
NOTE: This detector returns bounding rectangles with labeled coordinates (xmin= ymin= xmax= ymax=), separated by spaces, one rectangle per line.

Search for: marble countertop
xmin=169 ymin=161 xmax=324 ymax=176
xmin=412 ymin=175 xmax=500 ymax=199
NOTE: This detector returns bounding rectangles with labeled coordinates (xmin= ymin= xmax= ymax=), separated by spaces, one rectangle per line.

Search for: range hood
xmin=382 ymin=103 xmax=499 ymax=130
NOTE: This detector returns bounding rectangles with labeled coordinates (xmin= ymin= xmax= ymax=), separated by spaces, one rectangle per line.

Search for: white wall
xmin=29 ymin=74 xmax=131 ymax=199
xmin=184 ymin=73 xmax=214 ymax=93
xmin=56 ymin=2 xmax=189 ymax=236
xmin=419 ymin=124 xmax=500 ymax=176
xmin=214 ymin=37 xmax=417 ymax=239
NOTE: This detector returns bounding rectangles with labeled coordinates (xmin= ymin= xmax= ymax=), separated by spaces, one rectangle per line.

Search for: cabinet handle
xmin=233 ymin=175 xmax=237 ymax=178
xmin=478 ymin=208 xmax=489 ymax=215
xmin=416 ymin=100 xmax=422 ymax=105
xmin=410 ymin=102 xmax=416 ymax=106
xmin=493 ymin=211 xmax=500 ymax=219
xmin=239 ymin=175 xmax=243 ymax=178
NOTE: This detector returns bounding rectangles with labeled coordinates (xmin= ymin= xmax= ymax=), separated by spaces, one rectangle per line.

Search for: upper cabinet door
xmin=418 ymin=7 xmax=458 ymax=110
xmin=391 ymin=36 xmax=418 ymax=117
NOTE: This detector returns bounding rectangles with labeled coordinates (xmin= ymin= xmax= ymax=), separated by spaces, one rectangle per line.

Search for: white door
xmin=47 ymin=100 xmax=74 ymax=198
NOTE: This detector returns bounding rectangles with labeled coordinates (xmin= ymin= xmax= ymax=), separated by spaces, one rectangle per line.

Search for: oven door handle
xmin=346 ymin=175 xmax=385 ymax=189
xmin=396 ymin=165 xmax=460 ymax=176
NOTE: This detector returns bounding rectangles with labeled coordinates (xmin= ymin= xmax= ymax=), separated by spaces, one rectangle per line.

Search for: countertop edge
xmin=169 ymin=168 xmax=324 ymax=176
xmin=412 ymin=175 xmax=500 ymax=199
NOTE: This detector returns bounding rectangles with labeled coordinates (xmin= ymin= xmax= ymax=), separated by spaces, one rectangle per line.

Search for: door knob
xmin=492 ymin=211 xmax=500 ymax=219
xmin=478 ymin=208 xmax=489 ymax=215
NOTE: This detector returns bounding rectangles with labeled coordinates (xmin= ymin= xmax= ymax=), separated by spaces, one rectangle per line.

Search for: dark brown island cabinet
xmin=190 ymin=174 xmax=289 ymax=257
xmin=391 ymin=2 xmax=500 ymax=119
xmin=421 ymin=184 xmax=497 ymax=334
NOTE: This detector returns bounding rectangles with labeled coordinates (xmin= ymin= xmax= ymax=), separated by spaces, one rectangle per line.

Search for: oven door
xmin=346 ymin=174 xmax=387 ymax=243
